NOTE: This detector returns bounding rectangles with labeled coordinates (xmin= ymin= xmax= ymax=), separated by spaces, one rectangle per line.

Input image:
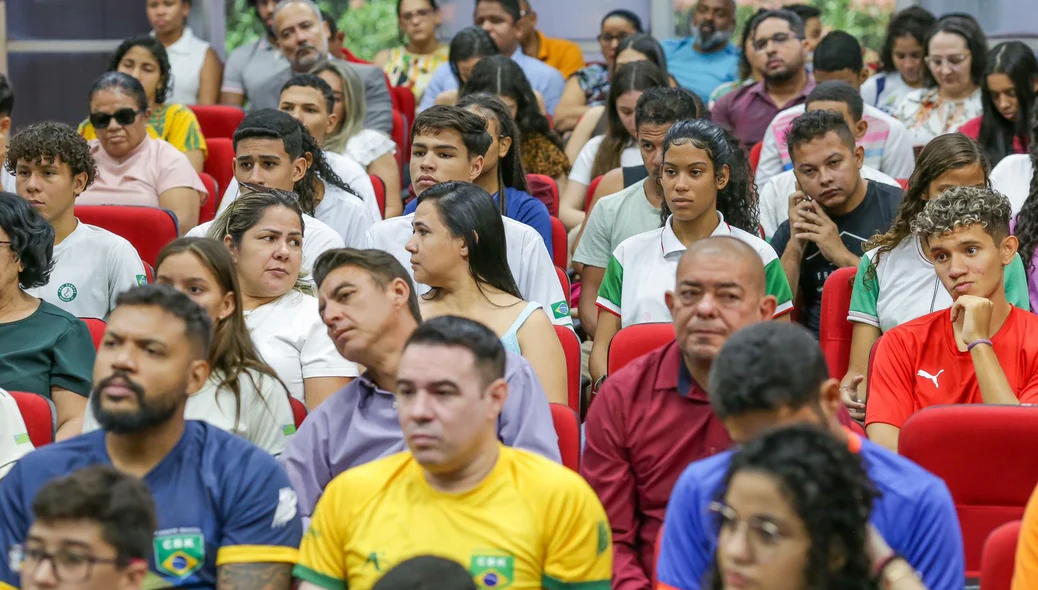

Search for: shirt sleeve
xmin=541 ymin=474 xmax=613 ymax=589
xmin=758 ymin=177 xmax=785 ymax=241
xmin=214 ymin=451 xmax=303 ymax=567
xmin=279 ymin=404 xmax=335 ymax=525
xmin=0 ymin=460 xmax=31 ymax=586
xmin=572 ymin=197 xmax=614 ymax=268
xmin=516 ymin=230 xmax=573 ymax=326
xmin=763 ymin=258 xmax=794 ymax=317
xmin=165 ymin=106 xmax=208 ymax=156
xmin=596 ymin=254 xmax=623 ymax=317
xmin=156 ymin=146 xmax=206 ymax=194
xmin=497 ymin=354 xmax=561 ymax=463
xmin=78 ymin=119 xmax=97 ymax=141
xmin=553 ymin=42 xmax=586 ymax=80
xmin=896 ymin=478 xmax=966 ymax=590
xmin=568 ymin=137 xmax=600 ymax=186
xmin=656 ymin=466 xmax=716 ymax=590
xmin=754 ymin=121 xmax=784 ymax=182
xmin=579 ymin=382 xmax=649 ymax=589
xmin=358 ymin=65 xmax=394 ymax=135
xmin=710 ymin=94 xmax=734 ymax=133
xmin=300 ymin=317 xmax=360 ymax=380
xmin=340 ymin=199 xmax=379 ymax=250
xmin=50 ymin=319 xmax=96 ymax=396
xmin=1005 ymin=253 xmax=1031 ymax=311
xmin=294 ymin=478 xmax=350 ymax=589
xmin=417 ymin=63 xmax=454 ymax=113
xmin=864 ymin=330 xmax=918 ymax=429
xmin=848 ymin=254 xmax=880 ymax=327
xmin=540 ymin=68 xmax=566 ymax=116
xmin=769 ymin=222 xmax=791 ymax=254
xmin=879 ymin=118 xmax=915 ymax=179
xmin=106 ymin=238 xmax=149 ymax=317
xmin=221 ymin=46 xmax=247 ymax=95
xmin=1014 ymin=485 xmax=1038 ymax=590
xmin=245 ymin=372 xmax=295 ymax=458
xmin=513 ymin=194 xmax=554 ymax=257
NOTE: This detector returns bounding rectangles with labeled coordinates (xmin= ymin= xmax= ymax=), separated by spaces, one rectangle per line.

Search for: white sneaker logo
xmin=917 ymin=369 xmax=945 ymax=388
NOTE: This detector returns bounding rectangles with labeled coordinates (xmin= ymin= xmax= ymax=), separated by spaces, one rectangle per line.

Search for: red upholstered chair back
xmin=75 ymin=206 xmax=178 ymax=267
xmin=981 ymin=520 xmax=1021 ymax=590
xmin=80 ymin=317 xmax=106 ymax=350
xmin=554 ymin=266 xmax=570 ymax=296
xmin=203 ymin=137 xmax=235 ymax=205
xmin=554 ymin=325 xmax=581 ymax=413
xmin=900 ymin=405 xmax=1038 ymax=576
xmin=188 ymin=105 xmax=245 ymax=139
xmin=289 ymin=397 xmax=308 ymax=429
xmin=608 ymin=323 xmax=675 ymax=375
xmin=549 ymin=216 xmax=567 ymax=268
xmin=819 ymin=267 xmax=856 ymax=378
xmin=586 ymin=175 xmax=604 ymax=212
xmin=527 ymin=174 xmax=559 ymax=216
xmin=550 ymin=403 xmax=580 ymax=471
xmin=391 ymin=86 xmax=416 ymax=125
xmin=749 ymin=141 xmax=763 ymax=172
xmin=391 ymin=110 xmax=409 ymax=173
xmin=10 ymin=391 xmax=55 ymax=448
xmin=198 ymin=172 xmax=218 ymax=224
xmin=370 ymin=174 xmax=386 ymax=218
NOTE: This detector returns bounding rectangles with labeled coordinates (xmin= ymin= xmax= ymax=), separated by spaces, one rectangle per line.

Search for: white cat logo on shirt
xmin=917 ymin=369 xmax=944 ymax=389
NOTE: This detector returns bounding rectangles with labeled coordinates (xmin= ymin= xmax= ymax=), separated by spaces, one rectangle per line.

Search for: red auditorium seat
xmin=897 ymin=178 xmax=909 ymax=189
xmin=80 ymin=317 xmax=106 ymax=350
xmin=289 ymin=396 xmax=307 ymax=429
xmin=900 ymin=405 xmax=1038 ymax=577
xmin=981 ymin=520 xmax=1021 ymax=590
xmin=75 ymin=205 xmax=179 ymax=267
xmin=370 ymin=174 xmax=386 ymax=219
xmin=203 ymin=137 xmax=235 ymax=205
xmin=554 ymin=266 xmax=570 ymax=295
xmin=549 ymin=216 xmax=567 ymax=268
xmin=198 ymin=172 xmax=218 ymax=224
xmin=749 ymin=141 xmax=763 ymax=173
xmin=608 ymin=323 xmax=675 ymax=375
xmin=554 ymin=325 xmax=581 ymax=414
xmin=188 ymin=105 xmax=245 ymax=140
xmin=391 ymin=110 xmax=408 ymax=173
xmin=819 ymin=267 xmax=857 ymax=379
xmin=550 ymin=403 xmax=580 ymax=471
xmin=527 ymin=174 xmax=559 ymax=216
xmin=390 ymin=86 xmax=416 ymax=127
xmin=585 ymin=174 xmax=604 ymax=212
xmin=10 ymin=391 xmax=55 ymax=448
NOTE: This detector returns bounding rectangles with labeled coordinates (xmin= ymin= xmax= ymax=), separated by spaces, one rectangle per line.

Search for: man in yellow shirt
xmin=516 ymin=0 xmax=585 ymax=79
xmin=294 ymin=315 xmax=612 ymax=590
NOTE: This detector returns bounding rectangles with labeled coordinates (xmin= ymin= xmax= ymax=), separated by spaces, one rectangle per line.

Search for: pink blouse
xmin=79 ymin=137 xmax=204 ymax=207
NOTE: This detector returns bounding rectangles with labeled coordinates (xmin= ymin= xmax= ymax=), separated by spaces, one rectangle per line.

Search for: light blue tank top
xmin=500 ymin=302 xmax=541 ymax=355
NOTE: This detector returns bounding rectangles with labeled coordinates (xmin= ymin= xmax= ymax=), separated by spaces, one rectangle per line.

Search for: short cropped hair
xmin=786 ymin=109 xmax=857 ymax=163
xmin=0 ymin=73 xmax=14 ymax=117
xmin=115 ymin=285 xmax=213 ymax=359
xmin=782 ymin=3 xmax=821 ymax=21
xmin=313 ymin=248 xmax=422 ymax=324
xmin=411 ymin=105 xmax=492 ymax=161
xmin=813 ymin=31 xmax=863 ymax=74
xmin=475 ymin=0 xmax=521 ymax=22
xmin=31 ymin=465 xmax=157 ymax=567
xmin=233 ymin=109 xmax=306 ymax=160
xmin=405 ymin=316 xmax=506 ymax=388
xmin=89 ymin=72 xmax=148 ymax=113
xmin=373 ymin=556 xmax=477 ymax=590
xmin=6 ymin=122 xmax=98 ymax=188
xmin=635 ymin=87 xmax=700 ymax=130
xmin=709 ymin=322 xmax=829 ymax=420
xmin=753 ymin=9 xmax=806 ymax=40
xmin=806 ymin=81 xmax=865 ymax=123
xmin=911 ymin=185 xmax=1012 ymax=242
xmin=281 ymin=73 xmax=335 ymax=115
xmin=0 ymin=192 xmax=54 ymax=289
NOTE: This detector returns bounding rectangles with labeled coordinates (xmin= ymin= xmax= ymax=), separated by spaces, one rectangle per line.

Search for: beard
xmin=91 ymin=372 xmax=181 ymax=435
xmin=697 ymin=25 xmax=731 ymax=51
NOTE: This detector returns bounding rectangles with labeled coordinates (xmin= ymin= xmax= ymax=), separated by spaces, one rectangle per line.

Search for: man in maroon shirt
xmin=580 ymin=236 xmax=778 ymax=590
xmin=711 ymin=9 xmax=814 ymax=148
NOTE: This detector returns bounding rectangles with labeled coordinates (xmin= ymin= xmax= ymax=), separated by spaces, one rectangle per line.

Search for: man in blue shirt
xmin=656 ymin=322 xmax=965 ymax=590
xmin=418 ymin=0 xmax=565 ymax=114
xmin=0 ymin=285 xmax=303 ymax=590
xmin=661 ymin=0 xmax=741 ymax=102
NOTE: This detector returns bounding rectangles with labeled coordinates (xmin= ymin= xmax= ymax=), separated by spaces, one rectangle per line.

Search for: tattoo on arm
xmin=217 ymin=562 xmax=294 ymax=590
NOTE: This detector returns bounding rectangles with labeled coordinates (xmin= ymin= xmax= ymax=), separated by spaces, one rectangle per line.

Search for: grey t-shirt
xmin=572 ymin=179 xmax=663 ymax=268
xmin=220 ymin=37 xmax=291 ymax=110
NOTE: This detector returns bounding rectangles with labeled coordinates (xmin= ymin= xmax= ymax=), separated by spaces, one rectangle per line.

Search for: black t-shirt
xmin=770 ymin=180 xmax=903 ymax=334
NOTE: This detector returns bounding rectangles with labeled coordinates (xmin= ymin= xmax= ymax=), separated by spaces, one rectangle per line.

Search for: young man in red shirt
xmin=866 ymin=185 xmax=1038 ymax=452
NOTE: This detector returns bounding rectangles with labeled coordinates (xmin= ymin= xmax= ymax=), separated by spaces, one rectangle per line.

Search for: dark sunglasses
xmin=88 ymin=108 xmax=142 ymax=129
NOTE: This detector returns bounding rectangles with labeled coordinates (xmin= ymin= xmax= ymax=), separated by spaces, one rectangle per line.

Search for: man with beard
xmin=0 ymin=285 xmax=303 ymax=590
xmin=712 ymin=9 xmax=814 ymax=149
xmin=220 ymin=0 xmax=290 ymax=109
xmin=662 ymin=0 xmax=740 ymax=104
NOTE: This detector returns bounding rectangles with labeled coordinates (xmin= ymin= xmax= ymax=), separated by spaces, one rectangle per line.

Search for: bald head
xmin=274 ymin=0 xmax=321 ymax=20
xmin=677 ymin=236 xmax=767 ymax=298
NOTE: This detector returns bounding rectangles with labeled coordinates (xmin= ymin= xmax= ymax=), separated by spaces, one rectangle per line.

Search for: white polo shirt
xmin=188 ymin=214 xmax=344 ymax=287
xmin=991 ymin=154 xmax=1034 ymax=215
xmin=0 ymin=389 xmax=33 ymax=480
xmin=364 ymin=213 xmax=573 ymax=326
xmin=597 ymin=213 xmax=794 ymax=327
xmin=161 ymin=27 xmax=211 ymax=106
xmin=758 ymin=166 xmax=901 ymax=240
xmin=1 ymin=168 xmax=14 ymax=193
xmin=82 ymin=369 xmax=297 ymax=457
xmin=27 ymin=221 xmax=147 ymax=319
xmin=244 ymin=290 xmax=359 ymax=403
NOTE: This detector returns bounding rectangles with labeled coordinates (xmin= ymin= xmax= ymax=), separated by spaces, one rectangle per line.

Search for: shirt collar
xmin=660 ymin=212 xmax=730 ymax=257
xmin=357 ymin=372 xmax=394 ymax=398
xmin=535 ymin=30 xmax=550 ymax=61
xmin=748 ymin=78 xmax=816 ymax=102
xmin=654 ymin=340 xmax=710 ymax=401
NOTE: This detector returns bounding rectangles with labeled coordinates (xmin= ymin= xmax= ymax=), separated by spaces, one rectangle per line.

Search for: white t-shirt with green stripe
xmin=0 ymin=389 xmax=33 ymax=480
xmin=848 ymin=237 xmax=1031 ymax=333
xmin=596 ymin=213 xmax=794 ymax=327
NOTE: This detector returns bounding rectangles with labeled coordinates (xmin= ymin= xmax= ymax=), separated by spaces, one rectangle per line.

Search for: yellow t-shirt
xmin=295 ymin=445 xmax=612 ymax=589
xmin=79 ymin=103 xmax=207 ymax=157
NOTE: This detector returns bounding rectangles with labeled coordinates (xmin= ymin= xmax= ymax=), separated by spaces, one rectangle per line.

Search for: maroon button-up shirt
xmin=711 ymin=78 xmax=817 ymax=149
xmin=581 ymin=339 xmax=732 ymax=590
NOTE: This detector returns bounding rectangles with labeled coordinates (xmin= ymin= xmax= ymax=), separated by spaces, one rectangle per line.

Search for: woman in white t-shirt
xmin=210 ymin=188 xmax=358 ymax=409
xmin=558 ymin=61 xmax=668 ymax=231
xmin=82 ymin=236 xmax=297 ymax=456
xmin=860 ymin=7 xmax=935 ymax=116
xmin=842 ymin=133 xmax=1031 ymax=419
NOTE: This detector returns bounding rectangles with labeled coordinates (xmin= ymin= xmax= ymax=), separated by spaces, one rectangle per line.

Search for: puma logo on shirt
xmin=917 ymin=369 xmax=944 ymax=388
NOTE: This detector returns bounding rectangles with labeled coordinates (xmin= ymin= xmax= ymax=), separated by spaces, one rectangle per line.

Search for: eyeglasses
xmin=88 ymin=108 xmax=142 ymax=129
xmin=399 ymin=7 xmax=434 ymax=22
xmin=925 ymin=54 xmax=971 ymax=70
xmin=752 ymin=32 xmax=799 ymax=52
xmin=597 ymin=32 xmax=630 ymax=45
xmin=9 ymin=544 xmax=124 ymax=583
xmin=708 ymin=502 xmax=789 ymax=550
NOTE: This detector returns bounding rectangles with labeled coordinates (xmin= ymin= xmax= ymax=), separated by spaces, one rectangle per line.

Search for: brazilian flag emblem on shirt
xmin=470 ymin=552 xmax=514 ymax=589
xmin=136 ymin=274 xmax=148 ymax=286
xmin=551 ymin=301 xmax=569 ymax=319
xmin=154 ymin=531 xmax=205 ymax=579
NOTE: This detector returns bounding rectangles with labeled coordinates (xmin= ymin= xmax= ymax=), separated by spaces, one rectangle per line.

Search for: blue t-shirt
xmin=661 ymin=37 xmax=740 ymax=103
xmin=405 ymin=187 xmax=553 ymax=255
xmin=0 ymin=421 xmax=302 ymax=589
xmin=656 ymin=435 xmax=965 ymax=590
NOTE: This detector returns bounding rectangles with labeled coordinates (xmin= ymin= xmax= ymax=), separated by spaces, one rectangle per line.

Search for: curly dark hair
xmin=660 ymin=119 xmax=759 ymax=234
xmin=1014 ymin=111 xmax=1038 ymax=273
xmin=710 ymin=424 xmax=878 ymax=590
xmin=863 ymin=133 xmax=987 ymax=284
xmin=5 ymin=121 xmax=98 ymax=189
xmin=108 ymin=36 xmax=172 ymax=105
xmin=0 ymin=191 xmax=55 ymax=290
